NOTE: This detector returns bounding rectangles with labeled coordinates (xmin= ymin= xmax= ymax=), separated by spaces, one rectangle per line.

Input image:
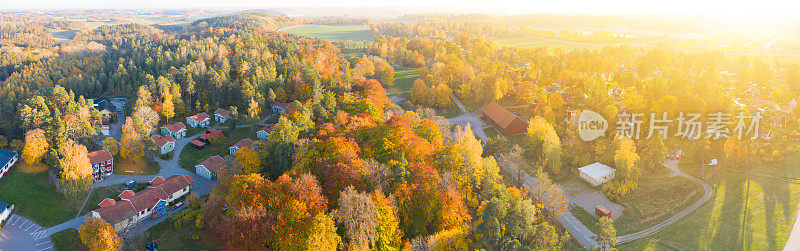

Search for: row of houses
xmin=92 ymin=175 xmax=194 ymax=231
xmin=186 ymin=108 xmax=233 ymax=128
xmin=193 ymin=124 xmax=276 ymax=180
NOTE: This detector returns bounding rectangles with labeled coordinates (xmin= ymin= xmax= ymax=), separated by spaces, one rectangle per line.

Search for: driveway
xmin=562 ymin=179 xmax=625 ymax=219
xmin=0 ymin=214 xmax=52 ymax=251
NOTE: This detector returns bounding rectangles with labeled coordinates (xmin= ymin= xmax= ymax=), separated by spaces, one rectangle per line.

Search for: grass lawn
xmin=483 ymin=126 xmax=500 ymax=139
xmin=51 ymin=229 xmax=86 ymax=251
xmin=507 ymin=134 xmax=528 ymax=147
xmin=286 ymin=24 xmax=375 ymax=42
xmin=186 ymin=126 xmax=208 ymax=137
xmin=620 ymin=152 xmax=800 ymax=250
xmin=385 ymin=67 xmax=421 ymax=96
xmin=128 ymin=211 xmax=219 ymax=250
xmin=178 ymin=127 xmax=254 ymax=170
xmin=434 ymin=105 xmax=462 ymax=119
xmin=0 ymin=162 xmax=84 ymax=227
xmin=570 ymin=173 xmax=702 ymax=236
xmin=114 ymin=158 xmax=159 ymax=175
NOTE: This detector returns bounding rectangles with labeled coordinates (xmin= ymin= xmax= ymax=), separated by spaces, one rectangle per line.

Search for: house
xmin=229 ymin=138 xmax=254 ymax=155
xmin=256 ymin=124 xmax=276 ymax=140
xmin=578 ymin=162 xmax=616 ymax=187
xmin=90 ymin=97 xmax=117 ymax=126
xmin=92 ymin=175 xmax=194 ymax=231
xmin=214 ymin=108 xmax=231 ymax=123
xmin=0 ymin=149 xmax=19 ymax=180
xmin=190 ymin=140 xmax=206 ymax=150
xmin=481 ymin=101 xmax=528 ymax=135
xmin=195 ymin=155 xmax=225 ymax=180
xmin=272 ymin=102 xmax=291 ymax=115
xmin=0 ymin=201 xmax=13 ymax=227
xmin=98 ymin=198 xmax=116 ymax=208
xmin=160 ymin=122 xmax=186 ymax=139
xmin=186 ymin=112 xmax=210 ymax=128
xmin=88 ymin=149 xmax=114 ymax=182
xmin=151 ymin=135 xmax=176 ymax=155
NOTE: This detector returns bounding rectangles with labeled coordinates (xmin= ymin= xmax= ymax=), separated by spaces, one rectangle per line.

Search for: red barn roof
xmin=88 ymin=149 xmax=113 ymax=165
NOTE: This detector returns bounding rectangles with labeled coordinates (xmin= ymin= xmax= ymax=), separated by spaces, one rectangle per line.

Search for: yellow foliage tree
xmin=22 ymin=128 xmax=49 ymax=165
xmin=59 ymin=140 xmax=93 ymax=197
xmin=78 ymin=217 xmax=122 ymax=251
xmin=235 ymin=147 xmax=261 ymax=174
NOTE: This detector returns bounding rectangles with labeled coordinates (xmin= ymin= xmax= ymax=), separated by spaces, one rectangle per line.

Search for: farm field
xmin=621 ymin=153 xmax=800 ymax=250
xmin=385 ymin=66 xmax=420 ymax=96
xmin=285 ymin=24 xmax=375 ymax=42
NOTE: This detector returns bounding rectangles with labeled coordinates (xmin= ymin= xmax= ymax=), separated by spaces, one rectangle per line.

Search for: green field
xmin=52 ymin=229 xmax=85 ymax=251
xmin=571 ymin=173 xmax=702 ymax=236
xmin=0 ymin=163 xmax=83 ymax=227
xmin=385 ymin=67 xmax=420 ymax=96
xmin=286 ymin=24 xmax=375 ymax=42
xmin=621 ymin=153 xmax=800 ymax=250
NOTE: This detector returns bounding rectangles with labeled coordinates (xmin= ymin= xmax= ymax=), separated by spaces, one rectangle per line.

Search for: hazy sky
xmin=3 ymin=0 xmax=799 ymax=16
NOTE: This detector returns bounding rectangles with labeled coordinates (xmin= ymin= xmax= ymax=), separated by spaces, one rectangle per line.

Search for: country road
xmin=616 ymin=157 xmax=714 ymax=243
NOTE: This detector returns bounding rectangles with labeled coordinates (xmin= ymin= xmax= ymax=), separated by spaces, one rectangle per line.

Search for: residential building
xmin=256 ymin=124 xmax=275 ymax=140
xmin=195 ymin=155 xmax=225 ymax=180
xmin=578 ymin=162 xmax=616 ymax=187
xmin=0 ymin=149 xmax=18 ymax=180
xmin=0 ymin=201 xmax=13 ymax=227
xmin=272 ymin=102 xmax=291 ymax=114
xmin=160 ymin=122 xmax=186 ymax=139
xmin=151 ymin=135 xmax=176 ymax=155
xmin=92 ymin=175 xmax=194 ymax=231
xmin=88 ymin=149 xmax=114 ymax=182
xmin=186 ymin=112 xmax=210 ymax=128
xmin=214 ymin=108 xmax=231 ymax=123
xmin=229 ymin=138 xmax=254 ymax=155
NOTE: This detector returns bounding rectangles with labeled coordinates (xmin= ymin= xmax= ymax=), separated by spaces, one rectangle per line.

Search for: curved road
xmin=616 ymin=158 xmax=714 ymax=243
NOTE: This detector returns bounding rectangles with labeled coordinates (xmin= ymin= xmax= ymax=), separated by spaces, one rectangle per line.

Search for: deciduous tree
xmin=79 ymin=217 xmax=122 ymax=251
xmin=22 ymin=129 xmax=49 ymax=165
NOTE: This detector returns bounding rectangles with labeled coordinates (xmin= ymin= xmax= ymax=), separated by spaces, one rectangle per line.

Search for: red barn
xmin=88 ymin=149 xmax=114 ymax=182
xmin=481 ymin=101 xmax=528 ymax=135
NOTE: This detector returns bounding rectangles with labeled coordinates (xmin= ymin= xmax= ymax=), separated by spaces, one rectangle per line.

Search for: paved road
xmin=521 ymin=173 xmax=600 ymax=249
xmin=0 ymin=214 xmax=52 ymax=251
xmin=445 ymin=95 xmax=489 ymax=142
xmin=616 ymin=158 xmax=714 ymax=243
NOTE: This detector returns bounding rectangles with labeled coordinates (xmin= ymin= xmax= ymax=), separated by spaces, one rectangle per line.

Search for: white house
xmin=214 ymin=108 xmax=231 ymax=123
xmin=195 ymin=155 xmax=225 ymax=180
xmin=229 ymin=138 xmax=254 ymax=155
xmin=92 ymin=175 xmax=194 ymax=231
xmin=578 ymin=162 xmax=616 ymax=187
xmin=0 ymin=149 xmax=18 ymax=180
xmin=272 ymin=102 xmax=291 ymax=115
xmin=160 ymin=122 xmax=186 ymax=139
xmin=0 ymin=201 xmax=13 ymax=227
xmin=186 ymin=112 xmax=210 ymax=128
xmin=151 ymin=135 xmax=176 ymax=154
xmin=256 ymin=124 xmax=275 ymax=140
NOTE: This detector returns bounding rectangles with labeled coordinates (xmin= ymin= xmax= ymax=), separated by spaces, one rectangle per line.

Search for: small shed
xmin=578 ymin=162 xmax=616 ymax=187
xmin=595 ymin=205 xmax=611 ymax=218
xmin=190 ymin=140 xmax=206 ymax=150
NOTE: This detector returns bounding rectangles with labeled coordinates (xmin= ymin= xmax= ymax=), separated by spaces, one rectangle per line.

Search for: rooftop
xmin=0 ymin=149 xmax=18 ymax=166
xmin=578 ymin=162 xmax=616 ymax=179
xmin=87 ymin=149 xmax=113 ymax=164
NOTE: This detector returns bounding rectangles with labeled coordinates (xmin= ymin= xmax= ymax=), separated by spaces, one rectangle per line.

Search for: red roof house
xmin=88 ymin=149 xmax=113 ymax=182
xmin=98 ymin=198 xmax=116 ymax=208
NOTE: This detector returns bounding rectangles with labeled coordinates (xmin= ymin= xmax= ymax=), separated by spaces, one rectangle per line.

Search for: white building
xmin=578 ymin=162 xmax=616 ymax=187
xmin=0 ymin=149 xmax=18 ymax=180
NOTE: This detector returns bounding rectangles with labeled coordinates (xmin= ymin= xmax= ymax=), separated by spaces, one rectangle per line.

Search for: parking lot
xmin=0 ymin=214 xmax=52 ymax=251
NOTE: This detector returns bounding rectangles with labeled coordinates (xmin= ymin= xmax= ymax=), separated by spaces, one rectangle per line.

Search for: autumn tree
xmin=120 ymin=117 xmax=144 ymax=162
xmin=336 ymin=186 xmax=378 ymax=250
xmin=526 ymin=116 xmax=562 ymax=176
xmin=374 ymin=60 xmax=395 ymax=86
xmin=79 ymin=217 xmax=122 ymax=251
xmin=372 ymin=190 xmax=403 ymax=250
xmin=22 ymin=128 xmax=49 ymax=165
xmin=305 ymin=213 xmax=341 ymax=251
xmin=59 ymin=140 xmax=93 ymax=197
xmin=639 ymin=135 xmax=667 ymax=172
xmin=102 ymin=137 xmax=119 ymax=156
xmin=235 ymin=147 xmax=261 ymax=174
xmin=595 ymin=217 xmax=618 ymax=250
